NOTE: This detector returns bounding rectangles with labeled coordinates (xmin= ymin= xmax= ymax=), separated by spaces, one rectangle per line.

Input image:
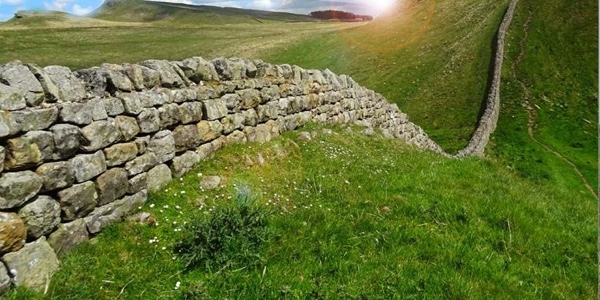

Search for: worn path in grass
xmin=511 ymin=4 xmax=597 ymax=199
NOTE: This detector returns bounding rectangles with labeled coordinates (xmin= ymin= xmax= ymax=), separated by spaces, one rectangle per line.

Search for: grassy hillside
xmin=0 ymin=0 xmax=597 ymax=298
xmin=266 ymin=0 xmax=510 ymax=152
xmin=492 ymin=0 xmax=598 ymax=193
xmin=93 ymin=0 xmax=316 ymax=24
xmin=5 ymin=126 xmax=596 ymax=299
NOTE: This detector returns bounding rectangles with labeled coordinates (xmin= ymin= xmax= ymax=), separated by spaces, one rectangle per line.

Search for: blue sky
xmin=0 ymin=0 xmax=395 ymax=21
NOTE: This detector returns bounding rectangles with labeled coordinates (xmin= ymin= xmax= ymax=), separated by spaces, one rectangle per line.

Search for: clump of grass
xmin=174 ymin=186 xmax=272 ymax=273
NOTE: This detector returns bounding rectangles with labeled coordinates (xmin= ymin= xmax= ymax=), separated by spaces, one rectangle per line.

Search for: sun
xmin=372 ymin=0 xmax=397 ymax=14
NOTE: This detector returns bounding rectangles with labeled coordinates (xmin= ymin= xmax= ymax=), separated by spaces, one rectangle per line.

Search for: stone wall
xmin=455 ymin=0 xmax=518 ymax=157
xmin=0 ymin=56 xmax=443 ymax=293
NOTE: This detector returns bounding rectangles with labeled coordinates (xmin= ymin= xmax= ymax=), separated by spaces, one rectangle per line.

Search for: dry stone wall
xmin=0 ymin=56 xmax=443 ymax=293
xmin=455 ymin=0 xmax=518 ymax=157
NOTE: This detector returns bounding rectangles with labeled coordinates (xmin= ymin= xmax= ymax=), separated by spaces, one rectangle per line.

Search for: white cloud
xmin=44 ymin=0 xmax=73 ymax=11
xmin=0 ymin=0 xmax=23 ymax=6
xmin=72 ymin=4 xmax=94 ymax=15
xmin=249 ymin=0 xmax=272 ymax=9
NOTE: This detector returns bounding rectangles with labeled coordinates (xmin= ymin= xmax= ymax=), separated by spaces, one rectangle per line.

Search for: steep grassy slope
xmin=5 ymin=126 xmax=596 ymax=299
xmin=491 ymin=0 xmax=598 ymax=193
xmin=93 ymin=0 xmax=316 ymax=24
xmin=266 ymin=0 xmax=509 ymax=152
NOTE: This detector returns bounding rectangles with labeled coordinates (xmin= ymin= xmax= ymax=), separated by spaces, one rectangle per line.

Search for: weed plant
xmin=175 ymin=187 xmax=272 ymax=273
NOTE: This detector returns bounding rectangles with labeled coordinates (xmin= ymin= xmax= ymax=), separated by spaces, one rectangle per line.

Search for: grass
xmin=0 ymin=0 xmax=596 ymax=297
xmin=92 ymin=0 xmax=316 ymax=24
xmin=491 ymin=0 xmax=598 ymax=192
xmin=0 ymin=22 xmax=358 ymax=70
xmin=266 ymin=0 xmax=510 ymax=152
xmin=4 ymin=125 xmax=596 ymax=299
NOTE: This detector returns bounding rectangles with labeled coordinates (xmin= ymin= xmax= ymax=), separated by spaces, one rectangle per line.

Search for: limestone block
xmin=196 ymin=86 xmax=216 ymax=100
xmin=158 ymin=103 xmax=180 ymax=129
xmin=224 ymin=130 xmax=247 ymax=146
xmin=222 ymin=93 xmax=240 ymax=111
xmin=170 ymin=151 xmax=200 ymax=178
xmin=57 ymin=181 xmax=98 ymax=221
xmin=119 ymin=92 xmax=143 ymax=115
xmin=253 ymin=123 xmax=273 ymax=144
xmin=125 ymin=152 xmax=158 ymax=176
xmin=146 ymin=164 xmax=172 ymax=192
xmin=115 ymin=115 xmax=140 ymax=141
xmin=0 ymin=146 xmax=4 ymax=173
xmin=80 ymin=118 xmax=122 ymax=152
xmin=178 ymin=102 xmax=203 ymax=124
xmin=95 ymin=168 xmax=129 ymax=206
xmin=128 ymin=172 xmax=147 ymax=194
xmin=202 ymin=98 xmax=227 ymax=120
xmin=245 ymin=60 xmax=258 ymax=78
xmin=172 ymin=88 xmax=196 ymax=104
xmin=35 ymin=161 xmax=75 ymax=192
xmin=0 ymin=112 xmax=21 ymax=138
xmin=43 ymin=65 xmax=86 ymax=102
xmin=50 ymin=124 xmax=81 ymax=160
xmin=101 ymin=64 xmax=135 ymax=92
xmin=147 ymin=164 xmax=171 ymax=192
xmin=12 ymin=107 xmax=58 ymax=132
xmin=221 ymin=113 xmax=244 ymax=135
xmin=23 ymin=131 xmax=54 ymax=162
xmin=59 ymin=102 xmax=93 ymax=125
xmin=196 ymin=143 xmax=215 ymax=161
xmin=0 ymin=262 xmax=11 ymax=295
xmin=69 ymin=151 xmax=107 ymax=183
xmin=88 ymin=97 xmax=108 ymax=121
xmin=0 ymin=171 xmax=43 ymax=209
xmin=47 ymin=219 xmax=89 ymax=258
xmin=242 ymin=108 xmax=258 ymax=127
xmin=75 ymin=67 xmax=108 ymax=97
xmin=103 ymin=142 xmax=138 ymax=167
xmin=243 ymin=126 xmax=257 ymax=142
xmin=173 ymin=125 xmax=201 ymax=152
xmin=256 ymin=101 xmax=279 ymax=122
xmin=120 ymin=63 xmax=149 ymax=90
xmin=85 ymin=190 xmax=147 ymax=234
xmin=18 ymin=196 xmax=60 ymax=239
xmin=138 ymin=90 xmax=164 ymax=108
xmin=139 ymin=60 xmax=185 ymax=88
xmin=137 ymin=108 xmax=160 ymax=133
xmin=138 ymin=65 xmax=160 ymax=89
xmin=134 ymin=136 xmax=149 ymax=155
xmin=26 ymin=64 xmax=61 ymax=102
xmin=0 ymin=212 xmax=26 ymax=254
xmin=196 ymin=120 xmax=222 ymax=143
xmin=260 ymin=85 xmax=280 ymax=103
xmin=199 ymin=176 xmax=221 ymax=190
xmin=177 ymin=57 xmax=220 ymax=83
xmin=3 ymin=135 xmax=42 ymax=170
xmin=147 ymin=130 xmax=175 ymax=163
xmin=236 ymin=89 xmax=261 ymax=109
xmin=212 ymin=57 xmax=246 ymax=81
xmin=103 ymin=97 xmax=125 ymax=116
xmin=0 ymin=61 xmax=44 ymax=106
xmin=0 ymin=83 xmax=26 ymax=111
xmin=2 ymin=237 xmax=59 ymax=290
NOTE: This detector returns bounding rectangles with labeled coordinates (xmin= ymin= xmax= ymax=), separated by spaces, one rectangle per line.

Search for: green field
xmin=1 ymin=0 xmax=597 ymax=298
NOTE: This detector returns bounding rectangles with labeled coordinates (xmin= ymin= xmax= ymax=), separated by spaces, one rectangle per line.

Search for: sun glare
xmin=373 ymin=0 xmax=396 ymax=15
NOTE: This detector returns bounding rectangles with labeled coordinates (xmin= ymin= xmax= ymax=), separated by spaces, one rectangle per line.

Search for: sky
xmin=0 ymin=0 xmax=396 ymax=21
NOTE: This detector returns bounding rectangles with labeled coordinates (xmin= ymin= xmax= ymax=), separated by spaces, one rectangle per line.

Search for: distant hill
xmin=309 ymin=10 xmax=373 ymax=22
xmin=93 ymin=0 xmax=317 ymax=24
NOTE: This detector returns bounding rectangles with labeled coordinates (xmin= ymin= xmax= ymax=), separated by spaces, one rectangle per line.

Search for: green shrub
xmin=174 ymin=187 xmax=272 ymax=272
